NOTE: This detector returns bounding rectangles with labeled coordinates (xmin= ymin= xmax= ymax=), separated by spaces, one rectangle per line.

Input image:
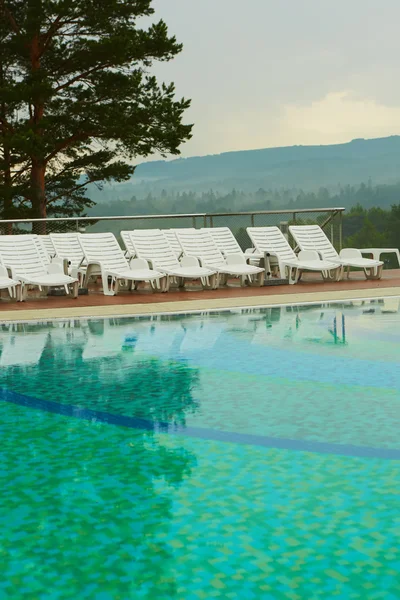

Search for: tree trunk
xmin=31 ymin=160 xmax=47 ymax=234
xmin=30 ymin=34 xmax=47 ymax=234
xmin=2 ymin=143 xmax=13 ymax=234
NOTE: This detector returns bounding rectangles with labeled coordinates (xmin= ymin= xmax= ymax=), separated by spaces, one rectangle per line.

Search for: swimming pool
xmin=1 ymin=298 xmax=399 ymax=599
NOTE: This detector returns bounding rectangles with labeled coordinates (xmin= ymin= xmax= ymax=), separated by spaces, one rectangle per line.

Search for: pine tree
xmin=0 ymin=0 xmax=192 ymax=227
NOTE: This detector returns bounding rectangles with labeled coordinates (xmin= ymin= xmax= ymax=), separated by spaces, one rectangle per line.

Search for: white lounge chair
xmin=50 ymin=233 xmax=88 ymax=284
xmin=202 ymin=227 xmax=262 ymax=265
xmin=37 ymin=235 xmax=55 ymax=259
xmin=78 ymin=232 xmax=168 ymax=295
xmin=247 ymin=226 xmax=341 ymax=284
xmin=175 ymin=229 xmax=265 ymax=287
xmin=289 ymin=225 xmax=384 ymax=280
xmin=0 ymin=235 xmax=78 ymax=299
xmin=163 ymin=229 xmax=187 ymax=258
xmin=0 ymin=259 xmax=22 ymax=301
xmin=120 ymin=231 xmax=136 ymax=259
xmin=122 ymin=229 xmax=217 ymax=289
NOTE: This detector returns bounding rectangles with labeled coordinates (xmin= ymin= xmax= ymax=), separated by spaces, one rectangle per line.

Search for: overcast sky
xmin=147 ymin=0 xmax=400 ymax=157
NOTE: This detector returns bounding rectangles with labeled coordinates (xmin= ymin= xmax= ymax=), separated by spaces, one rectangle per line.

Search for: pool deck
xmin=1 ymin=269 xmax=400 ymax=322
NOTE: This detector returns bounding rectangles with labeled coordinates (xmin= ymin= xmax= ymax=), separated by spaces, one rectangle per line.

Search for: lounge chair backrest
xmin=38 ymin=235 xmax=55 ymax=258
xmin=34 ymin=235 xmax=51 ymax=265
xmin=50 ymin=233 xmax=84 ymax=268
xmin=163 ymin=230 xmax=185 ymax=257
xmin=247 ymin=227 xmax=297 ymax=262
xmin=125 ymin=230 xmax=179 ymax=269
xmin=0 ymin=235 xmax=48 ymax=277
xmin=202 ymin=227 xmax=242 ymax=255
xmin=78 ymin=233 xmax=128 ymax=271
xmin=289 ymin=225 xmax=339 ymax=261
xmin=120 ymin=231 xmax=136 ymax=258
xmin=175 ymin=229 xmax=225 ymax=267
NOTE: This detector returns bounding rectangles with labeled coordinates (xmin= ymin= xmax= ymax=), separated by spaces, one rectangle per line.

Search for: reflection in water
xmin=0 ymin=321 xmax=201 ymax=598
xmin=0 ymin=302 xmax=400 ymax=596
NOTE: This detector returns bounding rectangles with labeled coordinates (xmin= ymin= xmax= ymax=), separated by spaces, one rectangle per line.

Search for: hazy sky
xmin=147 ymin=0 xmax=400 ymax=157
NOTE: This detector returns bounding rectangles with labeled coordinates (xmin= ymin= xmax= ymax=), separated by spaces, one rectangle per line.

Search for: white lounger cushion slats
xmin=78 ymin=232 xmax=167 ymax=295
xmin=123 ymin=229 xmax=217 ymax=287
xmin=247 ymin=226 xmax=341 ymax=284
xmin=202 ymin=227 xmax=262 ymax=263
xmin=175 ymin=229 xmax=265 ymax=286
xmin=120 ymin=231 xmax=136 ymax=259
xmin=50 ymin=232 xmax=88 ymax=282
xmin=0 ymin=235 xmax=78 ymax=299
xmin=163 ymin=229 xmax=186 ymax=258
xmin=34 ymin=235 xmax=53 ymax=266
xmin=50 ymin=233 xmax=84 ymax=268
xmin=289 ymin=225 xmax=384 ymax=280
xmin=38 ymin=235 xmax=55 ymax=259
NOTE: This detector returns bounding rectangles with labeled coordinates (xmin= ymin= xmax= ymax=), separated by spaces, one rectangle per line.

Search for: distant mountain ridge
xmin=88 ymin=136 xmax=400 ymax=202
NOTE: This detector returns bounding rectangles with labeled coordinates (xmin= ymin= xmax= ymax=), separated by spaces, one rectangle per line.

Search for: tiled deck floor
xmin=0 ymin=270 xmax=399 ymax=321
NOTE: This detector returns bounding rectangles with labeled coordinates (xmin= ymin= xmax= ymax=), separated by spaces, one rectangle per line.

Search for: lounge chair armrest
xmin=180 ymin=255 xmax=200 ymax=268
xmin=47 ymin=262 xmax=64 ymax=275
xmin=0 ymin=265 xmax=10 ymax=279
xmin=196 ymin=255 xmax=208 ymax=267
xmin=3 ymin=264 xmax=17 ymax=279
xmin=144 ymin=258 xmax=156 ymax=269
xmin=298 ymin=250 xmax=321 ymax=262
xmin=129 ymin=258 xmax=150 ymax=271
xmin=339 ymin=248 xmax=362 ymax=259
xmin=225 ymin=253 xmax=246 ymax=265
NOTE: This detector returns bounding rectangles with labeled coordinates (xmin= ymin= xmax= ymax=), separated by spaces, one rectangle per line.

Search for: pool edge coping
xmin=1 ymin=286 xmax=400 ymax=323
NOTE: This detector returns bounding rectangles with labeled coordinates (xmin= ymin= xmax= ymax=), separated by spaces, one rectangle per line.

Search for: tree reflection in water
xmin=0 ymin=320 xmax=200 ymax=598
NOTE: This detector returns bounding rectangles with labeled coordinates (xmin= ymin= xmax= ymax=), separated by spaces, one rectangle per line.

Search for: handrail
xmin=0 ymin=207 xmax=345 ymax=225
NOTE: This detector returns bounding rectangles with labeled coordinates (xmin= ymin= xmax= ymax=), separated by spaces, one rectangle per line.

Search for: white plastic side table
xmin=360 ymin=248 xmax=400 ymax=267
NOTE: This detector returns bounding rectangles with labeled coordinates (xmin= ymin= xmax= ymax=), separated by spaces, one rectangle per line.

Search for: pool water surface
xmin=0 ymin=299 xmax=399 ymax=599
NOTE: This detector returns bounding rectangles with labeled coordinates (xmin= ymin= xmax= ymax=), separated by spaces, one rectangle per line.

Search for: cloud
xmin=279 ymin=91 xmax=400 ymax=145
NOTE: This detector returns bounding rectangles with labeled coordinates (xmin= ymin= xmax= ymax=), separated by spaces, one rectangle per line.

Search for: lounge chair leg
xmin=288 ymin=267 xmax=299 ymax=285
xmin=219 ymin=273 xmax=228 ymax=286
xmin=71 ymin=281 xmax=79 ymax=298
xmin=252 ymin=271 xmax=265 ymax=287
xmin=202 ymin=273 xmax=218 ymax=290
xmin=114 ymin=278 xmax=120 ymax=295
xmin=364 ymin=264 xmax=383 ymax=280
xmin=160 ymin=276 xmax=169 ymax=292
xmin=102 ymin=273 xmax=115 ymax=296
xmin=15 ymin=284 xmax=22 ymax=302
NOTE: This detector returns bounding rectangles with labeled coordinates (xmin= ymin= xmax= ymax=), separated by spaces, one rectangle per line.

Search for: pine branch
xmin=54 ymin=63 xmax=112 ymax=92
xmin=0 ymin=1 xmax=20 ymax=34
xmin=47 ymin=177 xmax=100 ymax=203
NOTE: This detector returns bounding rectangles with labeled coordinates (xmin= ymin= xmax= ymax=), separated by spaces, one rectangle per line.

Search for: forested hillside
xmin=87 ymin=135 xmax=400 ymax=207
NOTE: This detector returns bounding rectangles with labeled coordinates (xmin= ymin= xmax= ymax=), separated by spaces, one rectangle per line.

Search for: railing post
xmin=251 ymin=214 xmax=255 ymax=227
xmin=192 ymin=216 xmax=196 ymax=228
xmin=210 ymin=215 xmax=214 ymax=227
xmin=76 ymin=219 xmax=79 ymax=232
xmin=339 ymin=210 xmax=343 ymax=251
xmin=292 ymin=212 xmax=296 ymax=224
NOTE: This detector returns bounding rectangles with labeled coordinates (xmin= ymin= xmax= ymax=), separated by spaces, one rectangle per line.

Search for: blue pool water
xmin=0 ymin=298 xmax=399 ymax=599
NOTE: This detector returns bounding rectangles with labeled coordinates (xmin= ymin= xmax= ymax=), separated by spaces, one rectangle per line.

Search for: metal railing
xmin=0 ymin=207 xmax=345 ymax=250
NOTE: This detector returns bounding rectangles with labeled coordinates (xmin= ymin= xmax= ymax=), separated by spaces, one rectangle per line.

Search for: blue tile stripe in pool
xmin=2 ymin=387 xmax=400 ymax=461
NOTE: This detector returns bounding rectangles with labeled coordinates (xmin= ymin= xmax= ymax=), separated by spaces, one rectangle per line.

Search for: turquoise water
xmin=0 ymin=299 xmax=399 ymax=599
